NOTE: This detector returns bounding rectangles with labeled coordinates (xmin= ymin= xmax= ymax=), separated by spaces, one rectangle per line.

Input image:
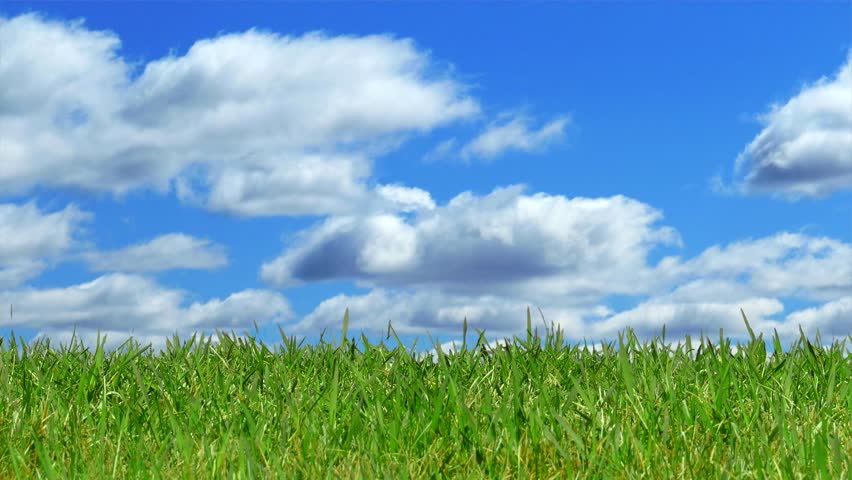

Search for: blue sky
xmin=1 ymin=2 xmax=851 ymax=355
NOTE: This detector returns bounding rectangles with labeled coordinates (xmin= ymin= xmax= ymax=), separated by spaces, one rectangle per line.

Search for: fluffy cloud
xmin=0 ymin=13 xmax=479 ymax=216
xmin=268 ymin=187 xmax=851 ymax=345
xmin=460 ymin=114 xmax=569 ymax=161
xmin=4 ymin=12 xmax=849 ymax=354
xmin=294 ymin=280 xmax=850 ymax=352
xmin=2 ymin=273 xmax=292 ymax=352
xmin=81 ymin=233 xmax=228 ymax=273
xmin=374 ymin=183 xmax=437 ymax=213
xmin=572 ymin=233 xmax=852 ymax=343
xmin=0 ymin=201 xmax=92 ymax=289
xmin=174 ymin=154 xmax=377 ymax=217
xmin=587 ymin=298 xmax=786 ymax=340
xmin=734 ymin=51 xmax=852 ymax=198
xmin=260 ymin=184 xmax=681 ymax=301
xmin=658 ymin=233 xmax=852 ymax=302
xmin=286 ymin=287 xmax=597 ymax=339
xmin=783 ymin=297 xmax=852 ymax=339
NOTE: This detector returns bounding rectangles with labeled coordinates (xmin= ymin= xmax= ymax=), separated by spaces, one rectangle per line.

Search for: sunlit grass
xmin=0 ymin=308 xmax=849 ymax=479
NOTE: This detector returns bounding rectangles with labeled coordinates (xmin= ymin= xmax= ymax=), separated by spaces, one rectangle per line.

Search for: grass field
xmin=1 ymin=308 xmax=849 ymax=479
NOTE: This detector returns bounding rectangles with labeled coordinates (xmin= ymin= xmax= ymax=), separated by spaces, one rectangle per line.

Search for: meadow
xmin=0 ymin=308 xmax=849 ymax=479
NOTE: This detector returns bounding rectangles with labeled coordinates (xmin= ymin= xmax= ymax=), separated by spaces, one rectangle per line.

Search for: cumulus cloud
xmin=783 ymin=297 xmax=852 ymax=339
xmin=176 ymin=154 xmax=377 ymax=218
xmin=581 ymin=233 xmax=852 ymax=343
xmin=0 ymin=201 xmax=92 ymax=289
xmin=0 ymin=13 xmax=479 ymax=216
xmin=286 ymin=287 xmax=597 ymax=340
xmin=2 ymin=273 xmax=292 ymax=352
xmin=658 ymin=233 xmax=852 ymax=302
xmin=293 ymin=270 xmax=850 ymax=351
xmin=374 ymin=184 xmax=436 ymax=213
xmin=460 ymin=114 xmax=569 ymax=161
xmin=81 ymin=233 xmax=228 ymax=273
xmin=733 ymin=51 xmax=852 ymax=198
xmin=260 ymin=184 xmax=681 ymax=301
xmin=4 ymin=12 xmax=849 ymax=354
xmin=595 ymin=295 xmax=852 ymax=349
xmin=269 ymin=193 xmax=852 ymax=346
xmin=293 ymin=279 xmax=851 ymax=352
xmin=587 ymin=298 xmax=786 ymax=340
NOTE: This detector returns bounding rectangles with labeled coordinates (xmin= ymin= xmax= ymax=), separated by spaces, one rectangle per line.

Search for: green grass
xmin=0 ymin=308 xmax=850 ymax=479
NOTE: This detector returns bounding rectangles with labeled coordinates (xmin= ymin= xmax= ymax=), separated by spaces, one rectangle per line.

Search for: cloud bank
xmin=1 ymin=13 xmax=849 ymax=354
xmin=3 ymin=274 xmax=292 ymax=353
xmin=265 ymin=186 xmax=851 ymax=345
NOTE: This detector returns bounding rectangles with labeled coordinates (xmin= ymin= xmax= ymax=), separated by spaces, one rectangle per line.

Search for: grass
xmin=0 ymin=308 xmax=850 ymax=479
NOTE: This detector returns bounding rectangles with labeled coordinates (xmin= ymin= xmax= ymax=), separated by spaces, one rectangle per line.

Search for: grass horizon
xmin=1 ymin=308 xmax=850 ymax=478
xmin=2 ymin=306 xmax=849 ymax=361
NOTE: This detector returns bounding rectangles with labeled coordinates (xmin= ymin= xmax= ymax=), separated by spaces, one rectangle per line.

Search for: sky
xmin=1 ymin=2 xmax=851 ymax=356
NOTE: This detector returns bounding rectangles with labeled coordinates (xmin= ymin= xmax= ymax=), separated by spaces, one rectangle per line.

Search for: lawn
xmin=1 ymin=309 xmax=849 ymax=479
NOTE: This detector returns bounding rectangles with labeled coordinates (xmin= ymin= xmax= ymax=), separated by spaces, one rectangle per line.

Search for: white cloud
xmin=374 ymin=184 xmax=436 ymax=213
xmin=0 ymin=201 xmax=92 ymax=289
xmin=0 ymin=261 xmax=48 ymax=292
xmin=460 ymin=114 xmax=569 ymax=161
xmin=733 ymin=51 xmax=852 ymax=198
xmin=0 ymin=13 xmax=479 ymax=217
xmin=272 ymin=201 xmax=852 ymax=347
xmin=30 ymin=327 xmax=258 ymax=356
xmin=294 ymin=279 xmax=850 ymax=353
xmin=594 ymin=231 xmax=852 ymax=344
xmin=416 ymin=338 xmax=535 ymax=364
xmin=290 ymin=276 xmax=849 ymax=347
xmin=81 ymin=233 xmax=228 ymax=273
xmin=2 ymin=273 xmax=292 ymax=352
xmin=421 ymin=138 xmax=458 ymax=163
xmin=260 ymin=184 xmax=681 ymax=302
xmin=588 ymin=233 xmax=852 ymax=343
xmin=588 ymin=298 xmax=786 ymax=340
xmin=782 ymin=297 xmax=852 ymax=340
xmin=286 ymin=287 xmax=594 ymax=340
xmin=185 ymin=153 xmax=376 ymax=218
xmin=658 ymin=233 xmax=852 ymax=302
xmin=0 ymin=202 xmax=92 ymax=263
xmin=4 ymin=12 xmax=849 ymax=355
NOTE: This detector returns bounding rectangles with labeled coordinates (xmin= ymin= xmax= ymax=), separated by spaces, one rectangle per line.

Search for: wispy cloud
xmin=81 ymin=233 xmax=228 ymax=273
xmin=460 ymin=114 xmax=569 ymax=161
xmin=421 ymin=138 xmax=458 ymax=163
